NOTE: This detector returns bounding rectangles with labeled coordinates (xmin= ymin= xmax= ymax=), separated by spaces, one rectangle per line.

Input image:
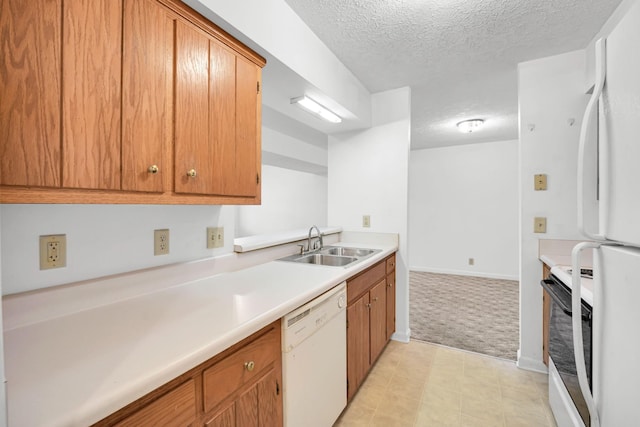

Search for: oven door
xmin=541 ymin=275 xmax=592 ymax=426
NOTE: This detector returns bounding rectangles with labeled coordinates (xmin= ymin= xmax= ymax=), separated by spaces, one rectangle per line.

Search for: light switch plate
xmin=534 ymin=217 xmax=547 ymax=233
xmin=207 ymin=227 xmax=224 ymax=249
xmin=39 ymin=234 xmax=67 ymax=270
xmin=534 ymin=174 xmax=548 ymax=191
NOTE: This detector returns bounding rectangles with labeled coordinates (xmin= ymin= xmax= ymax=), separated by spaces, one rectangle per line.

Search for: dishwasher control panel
xmin=282 ymin=281 xmax=346 ymax=352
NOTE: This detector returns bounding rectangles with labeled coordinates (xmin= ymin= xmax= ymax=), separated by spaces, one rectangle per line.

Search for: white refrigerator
xmin=574 ymin=1 xmax=640 ymax=425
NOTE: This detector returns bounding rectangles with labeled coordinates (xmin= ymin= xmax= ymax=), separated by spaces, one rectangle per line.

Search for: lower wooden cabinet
xmin=346 ymin=253 xmax=396 ymax=401
xmin=94 ymin=321 xmax=282 ymax=427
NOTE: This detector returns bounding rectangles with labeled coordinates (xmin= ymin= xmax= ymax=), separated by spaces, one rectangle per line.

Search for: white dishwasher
xmin=282 ymin=281 xmax=347 ymax=427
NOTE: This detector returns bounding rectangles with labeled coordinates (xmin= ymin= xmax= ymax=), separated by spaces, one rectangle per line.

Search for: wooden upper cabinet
xmin=175 ymin=22 xmax=261 ymax=198
xmin=0 ymin=0 xmax=62 ymax=187
xmin=121 ymin=0 xmax=172 ymax=193
xmin=62 ymin=0 xmax=122 ymax=190
xmin=0 ymin=0 xmax=265 ymax=204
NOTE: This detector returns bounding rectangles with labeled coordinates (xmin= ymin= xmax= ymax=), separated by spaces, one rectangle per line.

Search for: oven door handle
xmin=540 ymin=279 xmax=572 ymax=316
xmin=539 ymin=279 xmax=590 ymax=321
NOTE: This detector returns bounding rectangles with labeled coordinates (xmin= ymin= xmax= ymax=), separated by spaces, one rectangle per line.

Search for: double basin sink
xmin=278 ymin=246 xmax=381 ymax=267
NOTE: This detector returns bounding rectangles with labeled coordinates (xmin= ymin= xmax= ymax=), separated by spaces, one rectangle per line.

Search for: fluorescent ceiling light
xmin=291 ymin=96 xmax=342 ymax=123
xmin=456 ymin=119 xmax=484 ymax=133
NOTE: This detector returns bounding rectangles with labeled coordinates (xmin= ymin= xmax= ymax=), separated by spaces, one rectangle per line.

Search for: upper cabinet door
xmin=175 ymin=21 xmax=213 ymax=195
xmin=62 ymin=0 xmax=122 ymax=190
xmin=0 ymin=0 xmax=62 ymax=187
xmin=208 ymin=41 xmax=237 ymax=196
xmin=232 ymin=57 xmax=260 ymax=198
xmin=121 ymin=0 xmax=172 ymax=193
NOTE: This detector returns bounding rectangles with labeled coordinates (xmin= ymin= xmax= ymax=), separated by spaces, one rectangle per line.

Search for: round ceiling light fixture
xmin=456 ymin=119 xmax=484 ymax=133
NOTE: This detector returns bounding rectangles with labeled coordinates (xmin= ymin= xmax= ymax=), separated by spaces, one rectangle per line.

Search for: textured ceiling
xmin=284 ymin=0 xmax=623 ymax=149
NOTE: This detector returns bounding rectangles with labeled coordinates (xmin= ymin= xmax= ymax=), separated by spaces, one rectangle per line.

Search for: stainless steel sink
xmin=295 ymin=254 xmax=358 ymax=266
xmin=319 ymin=247 xmax=377 ymax=257
xmin=278 ymin=245 xmax=381 ymax=267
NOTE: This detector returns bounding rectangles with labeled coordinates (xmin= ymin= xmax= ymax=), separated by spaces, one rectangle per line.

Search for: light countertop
xmin=3 ymin=237 xmax=397 ymax=427
xmin=539 ymin=239 xmax=594 ymax=306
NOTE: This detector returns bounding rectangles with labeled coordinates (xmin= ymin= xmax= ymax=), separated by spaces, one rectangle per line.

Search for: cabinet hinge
xmin=257 ymin=81 xmax=260 ymax=94
xmin=276 ymin=380 xmax=280 ymax=395
xmin=256 ymin=173 xmax=260 ymax=184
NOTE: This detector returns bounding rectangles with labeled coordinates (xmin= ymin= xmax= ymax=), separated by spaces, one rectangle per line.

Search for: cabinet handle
xmin=244 ymin=361 xmax=255 ymax=372
xmin=147 ymin=165 xmax=159 ymax=174
xmin=388 ymin=282 xmax=393 ymax=287
xmin=373 ymin=297 xmax=378 ymax=302
xmin=186 ymin=169 xmax=197 ymax=178
xmin=366 ymin=303 xmax=371 ymax=309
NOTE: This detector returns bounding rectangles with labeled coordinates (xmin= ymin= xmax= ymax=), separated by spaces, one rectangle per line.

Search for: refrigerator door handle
xmin=577 ymin=37 xmax=607 ymax=241
xmin=571 ymin=242 xmax=602 ymax=427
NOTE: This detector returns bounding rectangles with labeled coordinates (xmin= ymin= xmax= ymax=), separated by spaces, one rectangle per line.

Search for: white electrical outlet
xmin=39 ymin=234 xmax=67 ymax=270
xmin=468 ymin=258 xmax=474 ymax=266
xmin=154 ymin=229 xmax=170 ymax=255
xmin=363 ymin=215 xmax=371 ymax=228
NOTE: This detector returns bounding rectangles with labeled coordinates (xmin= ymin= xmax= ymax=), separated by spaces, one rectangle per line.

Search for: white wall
xmin=184 ymin=0 xmax=371 ymax=125
xmin=328 ymin=87 xmax=411 ymax=342
xmin=518 ymin=49 xmax=588 ymax=371
xmin=235 ymin=165 xmax=327 ymax=236
xmin=0 ymin=204 xmax=235 ymax=295
xmin=0 ymin=208 xmax=6 ymax=426
xmin=409 ymin=140 xmax=519 ymax=280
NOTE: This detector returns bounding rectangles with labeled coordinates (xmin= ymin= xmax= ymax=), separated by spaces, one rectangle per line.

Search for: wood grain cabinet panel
xmin=232 ymin=57 xmax=260 ymax=198
xmin=0 ymin=0 xmax=62 ymax=187
xmin=174 ymin=21 xmax=212 ymax=195
xmin=205 ymin=404 xmax=235 ymax=427
xmin=346 ymin=253 xmax=397 ymax=402
xmin=62 ymin=0 xmax=122 ymax=190
xmin=208 ymin=42 xmax=237 ymax=196
xmin=114 ymin=380 xmax=196 ymax=427
xmin=121 ymin=0 xmax=172 ymax=193
xmin=1 ymin=0 xmax=265 ymax=204
xmin=386 ymin=271 xmax=396 ymax=341
xmin=347 ymin=293 xmax=370 ymax=402
xmin=369 ymin=279 xmax=387 ymax=363
xmin=202 ymin=327 xmax=277 ymax=413
xmin=386 ymin=254 xmax=396 ymax=340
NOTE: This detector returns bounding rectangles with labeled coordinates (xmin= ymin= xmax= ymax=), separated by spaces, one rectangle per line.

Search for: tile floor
xmin=335 ymin=340 xmax=557 ymax=427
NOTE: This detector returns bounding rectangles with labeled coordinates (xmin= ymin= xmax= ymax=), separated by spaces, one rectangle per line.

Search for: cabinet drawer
xmin=114 ymin=379 xmax=196 ymax=427
xmin=203 ymin=328 xmax=278 ymax=414
xmin=347 ymin=260 xmax=386 ymax=305
xmin=386 ymin=254 xmax=396 ymax=274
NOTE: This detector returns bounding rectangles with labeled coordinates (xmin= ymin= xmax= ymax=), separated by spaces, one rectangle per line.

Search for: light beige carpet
xmin=410 ymin=271 xmax=519 ymax=360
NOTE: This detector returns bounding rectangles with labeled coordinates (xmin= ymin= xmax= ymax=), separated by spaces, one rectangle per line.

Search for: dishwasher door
xmin=282 ymin=282 xmax=347 ymax=427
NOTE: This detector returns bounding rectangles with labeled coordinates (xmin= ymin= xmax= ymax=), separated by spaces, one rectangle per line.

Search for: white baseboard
xmin=410 ymin=266 xmax=519 ymax=281
xmin=391 ymin=328 xmax=411 ymax=343
xmin=516 ymin=350 xmax=548 ymax=373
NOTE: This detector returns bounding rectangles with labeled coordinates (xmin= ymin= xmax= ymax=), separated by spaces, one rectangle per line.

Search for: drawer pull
xmin=187 ymin=169 xmax=197 ymax=178
xmin=244 ymin=361 xmax=255 ymax=372
xmin=147 ymin=165 xmax=159 ymax=174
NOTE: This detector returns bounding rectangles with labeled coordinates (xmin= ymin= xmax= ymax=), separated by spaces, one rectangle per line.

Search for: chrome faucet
xmin=308 ymin=225 xmax=324 ymax=252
